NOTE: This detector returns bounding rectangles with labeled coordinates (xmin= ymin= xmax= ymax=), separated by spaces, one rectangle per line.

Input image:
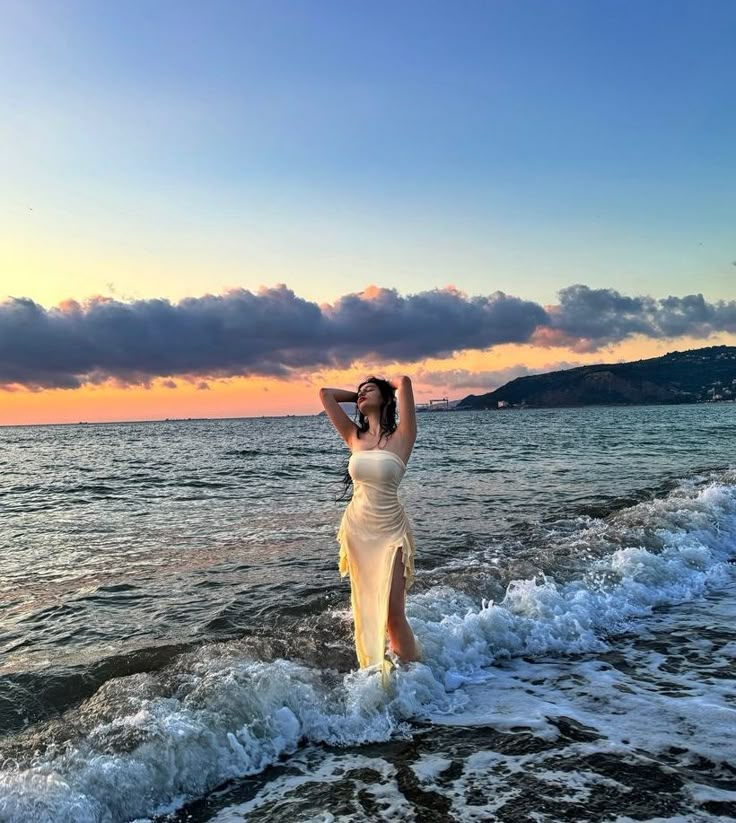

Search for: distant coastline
xmin=457 ymin=345 xmax=736 ymax=411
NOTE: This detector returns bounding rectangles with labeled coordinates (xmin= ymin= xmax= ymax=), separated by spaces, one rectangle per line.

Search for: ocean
xmin=0 ymin=405 xmax=735 ymax=822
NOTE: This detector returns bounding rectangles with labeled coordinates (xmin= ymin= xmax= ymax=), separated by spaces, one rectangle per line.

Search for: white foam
xmin=409 ymin=754 xmax=453 ymax=783
xmin=206 ymin=750 xmax=412 ymax=822
xmin=412 ymin=471 xmax=736 ymax=689
xmin=415 ymin=587 xmax=736 ymax=820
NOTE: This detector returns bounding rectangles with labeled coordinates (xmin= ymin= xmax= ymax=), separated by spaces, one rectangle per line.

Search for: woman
xmin=319 ymin=375 xmax=420 ymax=685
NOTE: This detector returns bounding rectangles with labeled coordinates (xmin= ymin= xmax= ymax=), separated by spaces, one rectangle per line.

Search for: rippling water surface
xmin=1 ymin=405 xmax=735 ymax=821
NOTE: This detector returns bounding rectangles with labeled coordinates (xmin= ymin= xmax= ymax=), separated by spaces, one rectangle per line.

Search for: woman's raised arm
xmin=319 ymin=387 xmax=359 ymax=446
xmin=393 ymin=375 xmax=417 ymax=442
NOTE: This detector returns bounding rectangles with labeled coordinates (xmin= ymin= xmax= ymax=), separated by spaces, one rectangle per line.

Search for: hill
xmin=456 ymin=346 xmax=736 ymax=410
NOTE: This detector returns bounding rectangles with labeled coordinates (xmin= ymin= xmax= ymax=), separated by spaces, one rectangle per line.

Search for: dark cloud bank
xmin=1 ymin=284 xmax=735 ymax=390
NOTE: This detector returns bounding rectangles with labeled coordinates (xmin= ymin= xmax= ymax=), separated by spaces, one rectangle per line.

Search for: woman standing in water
xmin=319 ymin=375 xmax=420 ymax=684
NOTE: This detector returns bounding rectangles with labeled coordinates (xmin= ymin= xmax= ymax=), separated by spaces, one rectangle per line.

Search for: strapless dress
xmin=336 ymin=449 xmax=416 ymax=685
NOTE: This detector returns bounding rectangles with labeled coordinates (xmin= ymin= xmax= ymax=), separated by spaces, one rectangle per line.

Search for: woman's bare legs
xmin=387 ymin=547 xmax=419 ymax=662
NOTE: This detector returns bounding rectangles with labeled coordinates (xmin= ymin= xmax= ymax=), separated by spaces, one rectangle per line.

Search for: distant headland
xmin=457 ymin=346 xmax=736 ymax=410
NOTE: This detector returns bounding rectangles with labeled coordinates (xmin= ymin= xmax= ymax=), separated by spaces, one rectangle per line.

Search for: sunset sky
xmin=1 ymin=0 xmax=735 ymax=425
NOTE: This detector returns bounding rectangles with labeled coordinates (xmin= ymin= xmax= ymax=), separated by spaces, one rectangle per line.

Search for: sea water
xmin=0 ymin=405 xmax=734 ymax=821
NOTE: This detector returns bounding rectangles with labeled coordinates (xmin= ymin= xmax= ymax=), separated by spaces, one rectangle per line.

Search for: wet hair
xmin=335 ymin=377 xmax=397 ymax=502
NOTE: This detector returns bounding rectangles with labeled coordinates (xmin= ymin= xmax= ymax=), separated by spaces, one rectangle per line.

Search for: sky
xmin=1 ymin=0 xmax=735 ymax=425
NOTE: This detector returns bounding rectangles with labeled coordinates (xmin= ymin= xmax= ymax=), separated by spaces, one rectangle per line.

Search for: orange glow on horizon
xmin=0 ymin=375 xmax=316 ymax=427
xmin=3 ymin=332 xmax=736 ymax=427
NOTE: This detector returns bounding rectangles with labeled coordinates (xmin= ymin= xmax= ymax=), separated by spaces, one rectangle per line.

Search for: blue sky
xmin=1 ymin=0 xmax=734 ymax=309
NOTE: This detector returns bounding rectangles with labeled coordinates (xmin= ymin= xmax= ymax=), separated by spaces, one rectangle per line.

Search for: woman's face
xmin=356 ymin=381 xmax=382 ymax=412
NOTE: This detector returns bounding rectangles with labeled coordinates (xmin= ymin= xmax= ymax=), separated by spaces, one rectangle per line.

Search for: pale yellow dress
xmin=336 ymin=448 xmax=417 ymax=686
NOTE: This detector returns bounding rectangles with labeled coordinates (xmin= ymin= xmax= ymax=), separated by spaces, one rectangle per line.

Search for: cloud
xmin=541 ymin=285 xmax=736 ymax=351
xmin=416 ymin=361 xmax=583 ymax=391
xmin=0 ymin=285 xmax=545 ymax=390
xmin=324 ymin=285 xmax=546 ymax=363
xmin=1 ymin=283 xmax=735 ymax=391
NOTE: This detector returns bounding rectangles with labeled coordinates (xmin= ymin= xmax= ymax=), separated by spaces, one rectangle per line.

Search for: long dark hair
xmin=336 ymin=377 xmax=398 ymax=502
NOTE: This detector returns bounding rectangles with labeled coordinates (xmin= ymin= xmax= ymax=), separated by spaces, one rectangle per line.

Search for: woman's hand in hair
xmin=388 ymin=375 xmax=411 ymax=390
